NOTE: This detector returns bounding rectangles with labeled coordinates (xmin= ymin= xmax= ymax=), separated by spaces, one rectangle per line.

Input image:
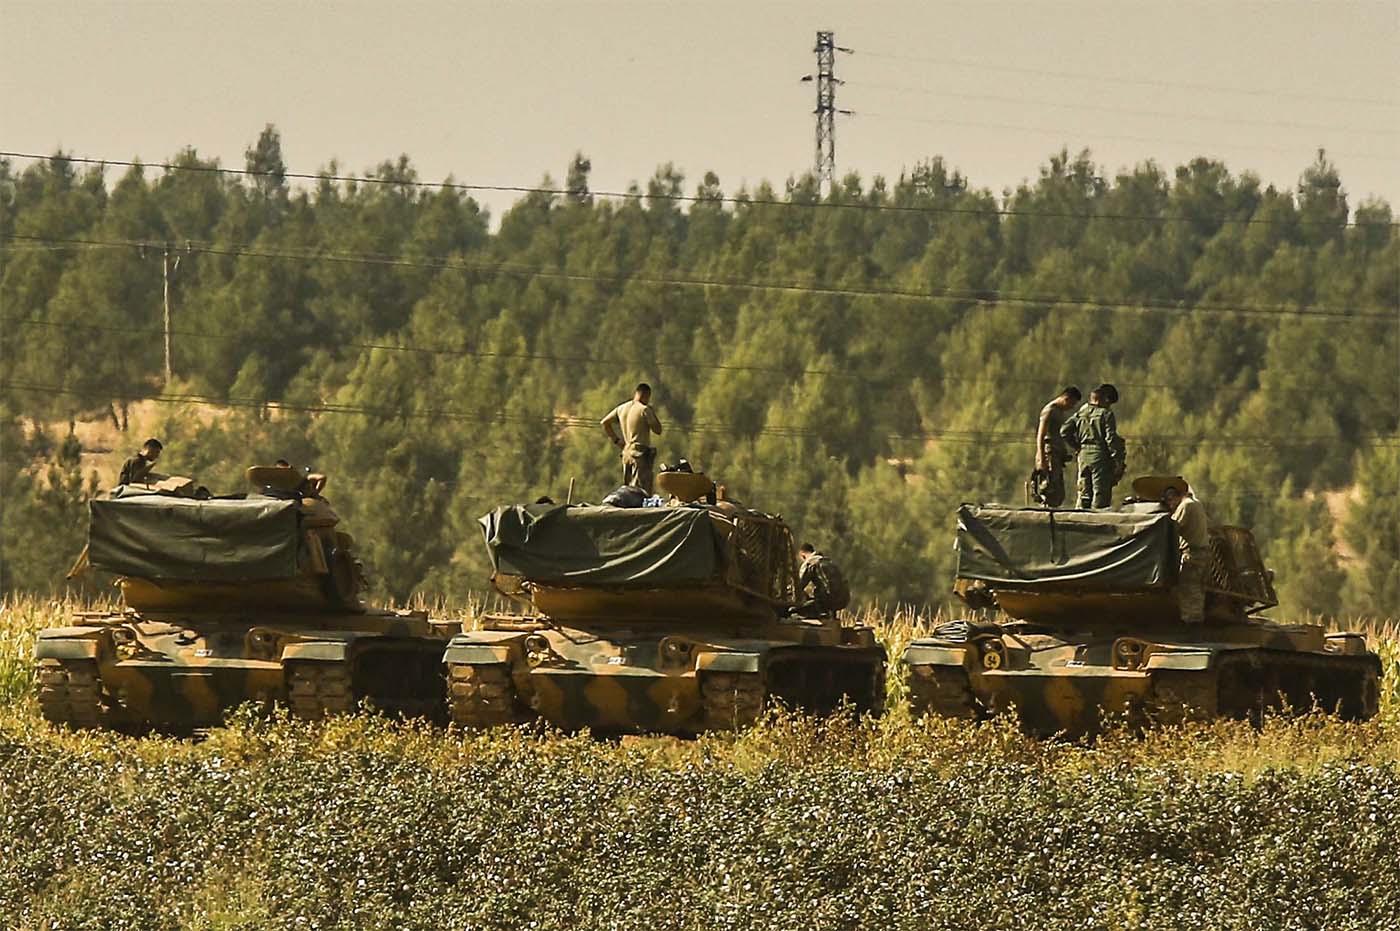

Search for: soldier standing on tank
xmin=796 ymin=543 xmax=851 ymax=618
xmin=1162 ymin=481 xmax=1210 ymax=624
xmin=1060 ymin=384 xmax=1125 ymax=509
xmin=601 ymin=382 xmax=663 ymax=494
xmin=1033 ymin=386 xmax=1082 ymax=508
xmin=118 ymin=438 xmax=164 ymax=486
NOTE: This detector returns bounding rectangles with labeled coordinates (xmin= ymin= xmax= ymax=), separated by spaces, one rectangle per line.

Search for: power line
xmin=4 ymin=233 xmax=1395 ymax=322
xmin=848 ymin=81 xmax=1400 ymax=138
xmin=857 ymin=111 xmax=1392 ymax=163
xmin=855 ymin=50 xmax=1400 ymax=108
xmin=3 ymin=315 xmax=1386 ymax=406
xmin=4 ymin=380 xmax=1397 ymax=450
xmin=1 ymin=150 xmax=1393 ymax=230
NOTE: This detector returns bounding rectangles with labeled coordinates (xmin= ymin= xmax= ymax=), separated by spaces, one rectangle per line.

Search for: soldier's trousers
xmin=622 ymin=446 xmax=656 ymax=494
xmin=1077 ymin=460 xmax=1115 ymax=509
xmin=1177 ymin=558 xmax=1206 ymax=623
xmin=1043 ymin=466 xmax=1066 ymax=508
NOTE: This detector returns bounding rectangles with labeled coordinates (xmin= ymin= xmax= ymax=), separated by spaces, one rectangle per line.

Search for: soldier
xmin=796 ymin=543 xmax=851 ymax=618
xmin=1162 ymin=480 xmax=1210 ymax=624
xmin=1060 ymin=383 xmax=1125 ymax=509
xmin=601 ymin=382 xmax=663 ymax=494
xmin=118 ymin=438 xmax=164 ymax=486
xmin=1033 ymin=386 xmax=1082 ymax=508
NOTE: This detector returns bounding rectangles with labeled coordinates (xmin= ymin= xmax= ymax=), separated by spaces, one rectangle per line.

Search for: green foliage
xmin=3 ymin=706 xmax=1400 ymax=928
xmin=1344 ymin=446 xmax=1400 ymax=616
xmin=0 ymin=140 xmax=1395 ymax=609
xmin=0 ymin=598 xmax=1398 ymax=927
xmin=0 ymin=413 xmax=99 ymax=595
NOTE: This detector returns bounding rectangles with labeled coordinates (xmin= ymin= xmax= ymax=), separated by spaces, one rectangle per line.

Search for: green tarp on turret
xmin=955 ymin=504 xmax=1178 ymax=590
xmin=89 ymin=495 xmax=302 ymax=581
xmin=480 ymin=504 xmax=725 ymax=586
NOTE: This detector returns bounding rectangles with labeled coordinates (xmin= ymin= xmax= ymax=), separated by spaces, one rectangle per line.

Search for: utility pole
xmin=801 ymin=31 xmax=853 ymax=195
xmin=161 ymin=243 xmax=185 ymax=385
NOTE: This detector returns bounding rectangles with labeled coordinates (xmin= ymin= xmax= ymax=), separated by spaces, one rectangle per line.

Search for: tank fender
xmin=443 ymin=642 xmax=513 ymax=666
xmin=903 ymin=642 xmax=970 ymax=668
xmin=695 ymin=651 xmax=761 ymax=674
xmin=1144 ymin=650 xmax=1213 ymax=671
xmin=282 ymin=641 xmax=353 ymax=663
xmin=34 ymin=632 xmax=102 ymax=661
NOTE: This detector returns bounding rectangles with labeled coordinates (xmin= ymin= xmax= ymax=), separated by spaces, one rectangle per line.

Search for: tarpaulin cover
xmin=956 ymin=504 xmax=1177 ymax=589
xmin=480 ymin=504 xmax=724 ymax=585
xmin=89 ymin=496 xmax=302 ymax=581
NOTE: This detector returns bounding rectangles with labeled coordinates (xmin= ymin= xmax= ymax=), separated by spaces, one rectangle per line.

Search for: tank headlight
xmin=978 ymin=639 xmax=1006 ymax=670
xmin=1113 ymin=638 xmax=1148 ymax=671
xmin=659 ymin=637 xmax=693 ymax=668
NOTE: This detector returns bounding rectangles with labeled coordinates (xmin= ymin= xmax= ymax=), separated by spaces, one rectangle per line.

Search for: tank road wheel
xmin=906 ymin=665 xmax=979 ymax=720
xmin=1148 ymin=669 xmax=1220 ymax=726
xmin=701 ymin=672 xmax=765 ymax=731
xmin=35 ymin=659 xmax=104 ymax=729
xmin=447 ymin=664 xmax=521 ymax=728
xmin=287 ymin=663 xmax=355 ymax=721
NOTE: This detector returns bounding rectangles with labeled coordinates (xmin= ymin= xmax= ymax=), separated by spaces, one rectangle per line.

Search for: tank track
xmin=700 ymin=671 xmax=765 ymax=731
xmin=1151 ymin=649 xmax=1382 ymax=725
xmin=35 ymin=659 xmax=104 ymax=729
xmin=447 ymin=664 xmax=523 ymax=728
xmin=906 ymin=665 xmax=980 ymax=720
xmin=287 ymin=663 xmax=355 ymax=720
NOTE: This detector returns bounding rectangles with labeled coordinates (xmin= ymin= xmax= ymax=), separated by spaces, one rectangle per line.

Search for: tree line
xmin=1 ymin=126 xmax=1396 ymax=617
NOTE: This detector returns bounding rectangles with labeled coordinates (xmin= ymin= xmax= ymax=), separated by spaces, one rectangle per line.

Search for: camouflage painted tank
xmin=445 ymin=473 xmax=886 ymax=733
xmin=903 ymin=479 xmax=1381 ymax=737
xmin=35 ymin=466 xmax=451 ymax=729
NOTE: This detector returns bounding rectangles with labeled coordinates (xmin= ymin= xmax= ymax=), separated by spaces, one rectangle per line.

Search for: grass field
xmin=2 ymin=597 xmax=1399 ymax=930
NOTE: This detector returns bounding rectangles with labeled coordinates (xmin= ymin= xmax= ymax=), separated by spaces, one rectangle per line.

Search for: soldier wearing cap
xmin=1060 ymin=383 xmax=1125 ymax=509
xmin=1161 ymin=479 xmax=1210 ymax=624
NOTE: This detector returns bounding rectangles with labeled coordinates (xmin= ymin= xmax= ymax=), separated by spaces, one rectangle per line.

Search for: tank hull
xmin=445 ymin=616 xmax=887 ymax=734
xmin=903 ymin=621 xmax=1381 ymax=737
xmin=34 ymin=609 xmax=451 ymax=730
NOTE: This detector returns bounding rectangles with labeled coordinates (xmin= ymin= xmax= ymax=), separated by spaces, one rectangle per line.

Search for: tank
xmin=902 ymin=479 xmax=1381 ymax=737
xmin=34 ymin=466 xmax=452 ymax=729
xmin=444 ymin=474 xmax=886 ymax=733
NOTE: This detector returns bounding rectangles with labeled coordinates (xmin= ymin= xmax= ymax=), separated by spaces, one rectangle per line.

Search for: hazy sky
xmin=4 ymin=1 xmax=1396 ymax=221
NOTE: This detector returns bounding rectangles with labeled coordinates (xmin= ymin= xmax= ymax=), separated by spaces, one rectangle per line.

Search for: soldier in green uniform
xmin=1060 ymin=384 xmax=1125 ymax=509
xmin=118 ymin=438 xmax=164 ymax=486
xmin=795 ymin=543 xmax=851 ymax=618
xmin=1033 ymin=386 xmax=1082 ymax=508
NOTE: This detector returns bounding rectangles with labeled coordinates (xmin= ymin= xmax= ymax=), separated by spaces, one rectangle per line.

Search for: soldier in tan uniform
xmin=1033 ymin=386 xmax=1081 ymax=508
xmin=1162 ymin=480 xmax=1210 ymax=623
xmin=601 ymin=383 xmax=663 ymax=494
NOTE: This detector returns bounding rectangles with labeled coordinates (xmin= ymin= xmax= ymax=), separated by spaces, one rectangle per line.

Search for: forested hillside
xmin=2 ymin=128 xmax=1396 ymax=615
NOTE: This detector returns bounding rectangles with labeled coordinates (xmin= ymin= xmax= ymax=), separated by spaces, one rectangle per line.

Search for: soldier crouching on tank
xmin=795 ymin=543 xmax=852 ymax=619
xmin=1162 ymin=480 xmax=1210 ymax=624
xmin=601 ymin=382 xmax=663 ymax=494
xmin=1061 ymin=383 xmax=1125 ymax=509
xmin=118 ymin=438 xmax=165 ymax=486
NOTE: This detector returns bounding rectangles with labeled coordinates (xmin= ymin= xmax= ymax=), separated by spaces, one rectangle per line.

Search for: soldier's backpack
xmin=815 ymin=556 xmax=851 ymax=611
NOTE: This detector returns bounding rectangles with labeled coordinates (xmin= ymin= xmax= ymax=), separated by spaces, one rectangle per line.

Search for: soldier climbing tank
xmin=444 ymin=470 xmax=886 ymax=733
xmin=34 ymin=465 xmax=451 ymax=729
xmin=902 ymin=476 xmax=1381 ymax=737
